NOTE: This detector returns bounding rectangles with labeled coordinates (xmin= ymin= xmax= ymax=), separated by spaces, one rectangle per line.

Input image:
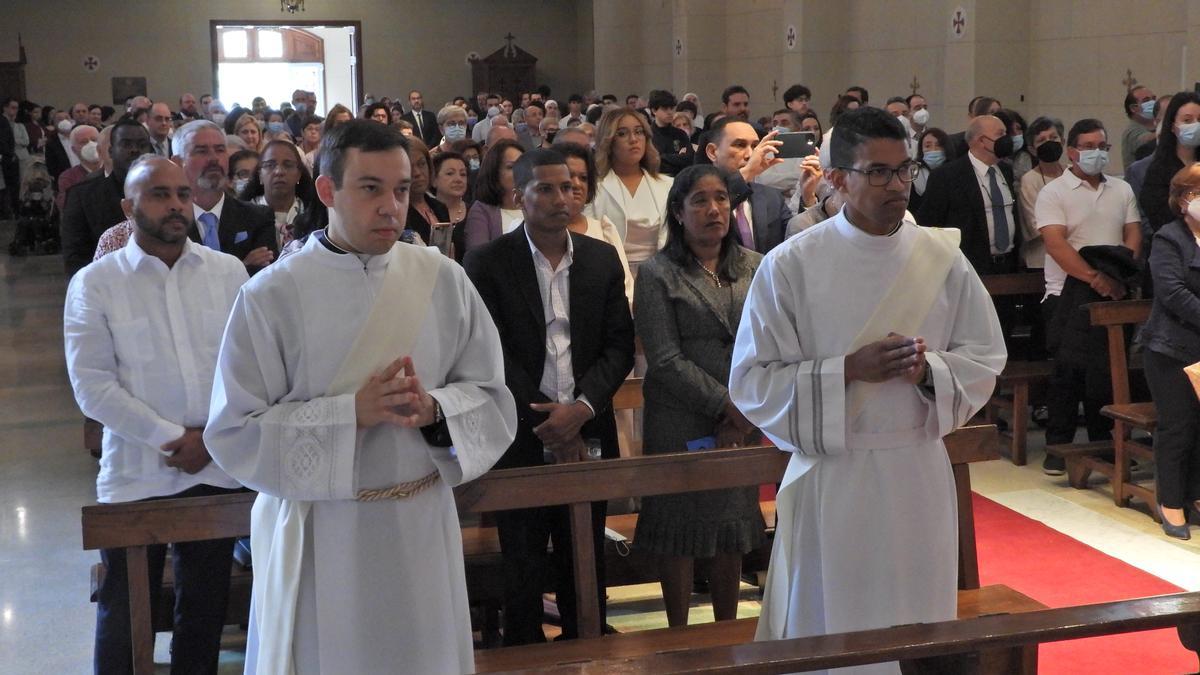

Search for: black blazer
xmin=187 ymin=195 xmax=278 ymax=275
xmin=729 ymin=173 xmax=793 ymax=255
xmin=463 ymin=226 xmax=636 ymax=469
xmin=45 ymin=134 xmax=71 ymax=181
xmin=60 ymin=171 xmax=126 ymax=276
xmin=401 ymin=109 xmax=440 ymax=147
xmin=916 ymin=154 xmax=1020 ymax=271
xmin=1141 ymin=220 xmax=1200 ymax=363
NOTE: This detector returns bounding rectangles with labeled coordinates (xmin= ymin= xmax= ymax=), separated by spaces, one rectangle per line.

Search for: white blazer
xmin=589 ymin=169 xmax=673 ymax=251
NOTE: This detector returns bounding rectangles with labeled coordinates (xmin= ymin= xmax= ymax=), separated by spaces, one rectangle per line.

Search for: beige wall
xmin=590 ymin=0 xmax=1199 ymax=171
xmin=0 ymin=0 xmax=591 ymax=114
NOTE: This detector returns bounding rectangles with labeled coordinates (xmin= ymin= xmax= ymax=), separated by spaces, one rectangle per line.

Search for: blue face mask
xmin=1178 ymin=121 xmax=1200 ymax=148
xmin=444 ymin=123 xmax=467 ymax=141
xmin=1075 ymin=149 xmax=1109 ymax=176
xmin=923 ymin=150 xmax=946 ymax=169
xmin=772 ymin=126 xmax=791 ymax=136
xmin=1140 ymin=99 xmax=1156 ymax=119
xmin=469 ymin=157 xmax=480 ymax=171
xmin=1011 ymin=134 xmax=1024 ymax=153
xmin=267 ymin=122 xmax=287 ymax=135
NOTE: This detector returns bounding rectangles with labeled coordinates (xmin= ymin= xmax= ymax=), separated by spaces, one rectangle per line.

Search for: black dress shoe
xmin=1042 ymin=454 xmax=1065 ymax=476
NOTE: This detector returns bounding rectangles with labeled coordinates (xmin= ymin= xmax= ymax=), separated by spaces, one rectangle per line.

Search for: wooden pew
xmin=1046 ymin=300 xmax=1156 ymax=515
xmin=980 ymin=272 xmax=1052 ymax=465
xmin=470 ymin=427 xmax=1047 ymax=674
xmin=482 ymin=592 xmax=1200 ymax=674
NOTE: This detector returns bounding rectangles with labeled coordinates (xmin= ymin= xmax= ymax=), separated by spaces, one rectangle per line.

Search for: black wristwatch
xmin=420 ymin=398 xmax=453 ymax=447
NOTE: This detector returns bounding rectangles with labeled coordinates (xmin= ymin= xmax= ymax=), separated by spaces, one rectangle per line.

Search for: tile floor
xmin=2 ymin=224 xmax=1198 ymax=673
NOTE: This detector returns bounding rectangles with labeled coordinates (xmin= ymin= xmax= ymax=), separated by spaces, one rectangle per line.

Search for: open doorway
xmin=209 ymin=20 xmax=362 ymax=116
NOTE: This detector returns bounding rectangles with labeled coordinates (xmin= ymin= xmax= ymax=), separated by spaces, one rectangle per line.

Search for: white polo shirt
xmin=1034 ymin=169 xmax=1139 ymax=298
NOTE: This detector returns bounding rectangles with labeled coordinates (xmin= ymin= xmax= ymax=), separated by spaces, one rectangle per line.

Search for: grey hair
xmin=436 ymin=105 xmax=467 ymax=126
xmin=173 ymin=119 xmax=224 ymax=157
xmin=540 ymin=115 xmax=560 ymax=132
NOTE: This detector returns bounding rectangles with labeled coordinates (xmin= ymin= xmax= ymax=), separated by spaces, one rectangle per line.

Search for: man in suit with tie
xmin=704 ymin=117 xmax=793 ymax=254
xmin=463 ymin=148 xmax=635 ymax=646
xmin=917 ymin=114 xmax=1021 ymax=340
xmin=60 ymin=117 xmax=154 ymax=276
xmin=148 ymin=102 xmax=174 ymax=158
xmin=173 ymin=120 xmax=277 ymax=275
xmin=402 ymin=90 xmax=439 ymax=147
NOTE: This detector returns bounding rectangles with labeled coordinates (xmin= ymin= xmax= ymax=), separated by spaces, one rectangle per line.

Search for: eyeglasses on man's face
xmin=839 ymin=163 xmax=920 ymax=186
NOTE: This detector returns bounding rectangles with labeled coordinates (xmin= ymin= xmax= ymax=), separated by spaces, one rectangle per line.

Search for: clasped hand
xmin=845 ymin=332 xmax=927 ymax=385
xmin=355 ymin=356 xmax=437 ymax=428
xmin=160 ymin=428 xmax=211 ymax=474
xmin=530 ymin=401 xmax=592 ymax=462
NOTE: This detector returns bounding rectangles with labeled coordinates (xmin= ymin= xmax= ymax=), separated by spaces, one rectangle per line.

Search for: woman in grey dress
xmin=633 ymin=165 xmax=765 ymax=626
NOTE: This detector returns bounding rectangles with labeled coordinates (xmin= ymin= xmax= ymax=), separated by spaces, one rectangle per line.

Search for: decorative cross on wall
xmin=1123 ymin=68 xmax=1138 ymax=91
xmin=910 ymin=75 xmax=921 ymax=95
xmin=772 ymin=80 xmax=778 ymax=101
xmin=504 ymin=32 xmax=516 ymax=58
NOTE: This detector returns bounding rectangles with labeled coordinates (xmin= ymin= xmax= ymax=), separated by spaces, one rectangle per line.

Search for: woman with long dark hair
xmin=632 ymin=164 xmax=764 ymax=627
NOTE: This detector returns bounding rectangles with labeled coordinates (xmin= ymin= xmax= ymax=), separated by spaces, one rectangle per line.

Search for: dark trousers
xmin=1143 ymin=350 xmax=1200 ymax=508
xmin=1042 ymin=295 xmax=1113 ymax=446
xmin=94 ymin=484 xmax=240 ymax=675
xmin=495 ymin=500 xmax=607 ymax=646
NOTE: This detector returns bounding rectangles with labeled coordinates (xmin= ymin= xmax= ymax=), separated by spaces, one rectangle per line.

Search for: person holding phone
xmin=632 ymin=164 xmax=765 ymax=627
xmin=404 ymin=136 xmax=451 ymax=247
xmin=703 ymin=117 xmax=794 ymax=254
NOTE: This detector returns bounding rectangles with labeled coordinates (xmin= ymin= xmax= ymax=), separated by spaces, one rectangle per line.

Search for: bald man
xmin=64 ymin=155 xmax=247 ymax=674
xmin=486 ymin=122 xmax=517 ymax=149
xmin=917 ymin=114 xmax=1020 ymax=275
xmin=54 ymin=124 xmax=100 ymax=214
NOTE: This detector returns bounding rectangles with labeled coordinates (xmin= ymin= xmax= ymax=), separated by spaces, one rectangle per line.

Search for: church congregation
xmin=10 ymin=3 xmax=1200 ymax=674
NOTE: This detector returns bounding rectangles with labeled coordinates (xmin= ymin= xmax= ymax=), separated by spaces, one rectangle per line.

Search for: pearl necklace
xmin=694 ymin=256 xmax=723 ymax=288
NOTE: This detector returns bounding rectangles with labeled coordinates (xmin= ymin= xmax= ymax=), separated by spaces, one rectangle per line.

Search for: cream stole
xmin=757 ymin=224 xmax=961 ymax=642
xmin=250 ymin=243 xmax=441 ymax=674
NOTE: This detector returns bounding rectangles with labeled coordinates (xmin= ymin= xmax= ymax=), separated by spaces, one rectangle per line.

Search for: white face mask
xmin=911 ymin=108 xmax=930 ymax=126
xmin=211 ymin=113 xmax=227 ymax=127
xmin=79 ymin=140 xmax=99 ymax=164
xmin=1187 ymin=197 xmax=1200 ymax=222
xmin=233 ymin=177 xmax=250 ymax=195
xmin=57 ymin=120 xmax=74 ymax=136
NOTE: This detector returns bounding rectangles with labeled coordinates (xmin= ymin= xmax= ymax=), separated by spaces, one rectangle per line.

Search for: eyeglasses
xmin=1075 ymin=143 xmax=1112 ymax=152
xmin=839 ymin=163 xmax=920 ymax=186
xmin=260 ymin=160 xmax=299 ymax=172
xmin=614 ymin=126 xmax=646 ymax=139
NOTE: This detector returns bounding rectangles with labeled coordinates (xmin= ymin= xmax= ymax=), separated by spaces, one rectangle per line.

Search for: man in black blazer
xmin=917 ymin=114 xmax=1021 ymax=347
xmin=464 ymin=148 xmax=635 ymax=646
xmin=60 ymin=118 xmax=154 ymax=276
xmin=916 ymin=114 xmax=1020 ymax=275
xmin=704 ymin=117 xmax=793 ymax=254
xmin=175 ymin=120 xmax=277 ymax=274
xmin=45 ymin=127 xmax=73 ymax=182
xmin=401 ymin=90 xmax=440 ymax=147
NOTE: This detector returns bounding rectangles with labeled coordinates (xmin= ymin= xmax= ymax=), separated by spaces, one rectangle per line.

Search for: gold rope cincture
xmin=355 ymin=470 xmax=441 ymax=501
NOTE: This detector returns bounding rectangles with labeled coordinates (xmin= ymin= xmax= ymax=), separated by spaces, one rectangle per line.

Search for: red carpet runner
xmin=973 ymin=493 xmax=1196 ymax=674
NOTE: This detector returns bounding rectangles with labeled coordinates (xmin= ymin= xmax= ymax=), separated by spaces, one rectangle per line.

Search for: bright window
xmin=258 ymin=30 xmax=283 ymax=59
xmin=222 ymin=30 xmax=248 ymax=59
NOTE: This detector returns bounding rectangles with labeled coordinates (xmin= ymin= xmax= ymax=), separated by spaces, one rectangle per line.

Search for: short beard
xmin=133 ymin=207 xmax=190 ymax=245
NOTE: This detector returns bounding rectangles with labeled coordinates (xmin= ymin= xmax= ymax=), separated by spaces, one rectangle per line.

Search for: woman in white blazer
xmin=589 ymin=107 xmax=673 ymax=281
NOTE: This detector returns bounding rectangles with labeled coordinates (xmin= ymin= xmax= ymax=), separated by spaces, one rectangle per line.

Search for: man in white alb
xmin=64 ymin=155 xmax=248 ymax=673
xmin=204 ymin=120 xmax=517 ymax=674
xmin=729 ymin=106 xmax=1006 ymax=674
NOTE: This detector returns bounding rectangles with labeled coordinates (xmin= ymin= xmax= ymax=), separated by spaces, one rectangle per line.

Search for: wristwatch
xmin=431 ymin=398 xmax=445 ymax=425
xmin=920 ymin=362 xmax=935 ymax=388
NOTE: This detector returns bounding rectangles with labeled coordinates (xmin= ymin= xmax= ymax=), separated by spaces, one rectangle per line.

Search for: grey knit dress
xmin=632 ymin=247 xmax=767 ymax=558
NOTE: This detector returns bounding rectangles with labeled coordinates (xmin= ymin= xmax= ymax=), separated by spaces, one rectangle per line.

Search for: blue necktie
xmin=199 ymin=212 xmax=220 ymax=250
xmin=987 ymin=167 xmax=1010 ymax=253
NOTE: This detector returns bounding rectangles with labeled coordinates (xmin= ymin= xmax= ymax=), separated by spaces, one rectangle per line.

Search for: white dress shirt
xmin=64 ymin=237 xmax=248 ymax=503
xmin=523 ymin=226 xmax=594 ymax=414
xmin=967 ymin=151 xmax=1015 ymax=255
